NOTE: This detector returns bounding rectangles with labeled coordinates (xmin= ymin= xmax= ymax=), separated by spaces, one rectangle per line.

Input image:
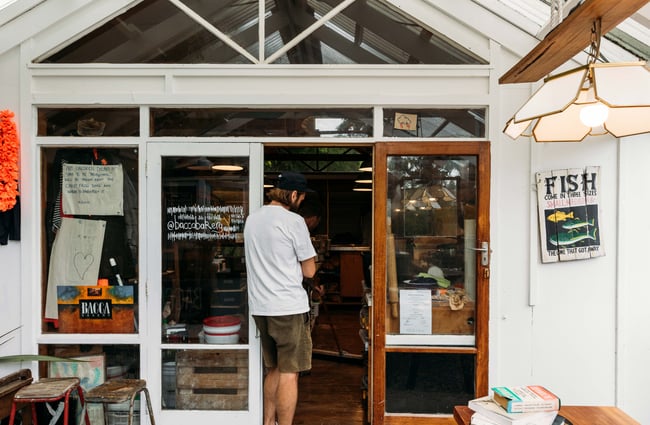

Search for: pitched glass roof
xmin=38 ymin=0 xmax=486 ymax=64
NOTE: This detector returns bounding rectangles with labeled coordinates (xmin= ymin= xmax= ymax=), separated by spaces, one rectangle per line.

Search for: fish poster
xmin=536 ymin=166 xmax=604 ymax=263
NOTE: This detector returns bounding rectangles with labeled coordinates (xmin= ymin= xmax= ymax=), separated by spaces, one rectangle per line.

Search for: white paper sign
xmin=399 ymin=289 xmax=432 ymax=334
xmin=62 ymin=163 xmax=124 ymax=216
xmin=44 ymin=217 xmax=106 ymax=319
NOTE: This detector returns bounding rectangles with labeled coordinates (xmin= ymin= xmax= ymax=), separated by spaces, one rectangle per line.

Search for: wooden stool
xmin=0 ymin=369 xmax=33 ymax=425
xmin=84 ymin=379 xmax=155 ymax=425
xmin=8 ymin=377 xmax=89 ymax=425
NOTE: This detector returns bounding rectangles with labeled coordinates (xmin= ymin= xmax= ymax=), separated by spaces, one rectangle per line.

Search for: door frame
xmin=371 ymin=141 xmax=491 ymax=425
xmin=145 ymin=141 xmax=263 ymax=425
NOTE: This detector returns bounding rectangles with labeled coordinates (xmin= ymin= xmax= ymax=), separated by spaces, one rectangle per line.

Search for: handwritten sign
xmin=62 ymin=163 xmax=124 ymax=216
xmin=166 ymin=204 xmax=245 ymax=241
xmin=399 ymin=289 xmax=432 ymax=334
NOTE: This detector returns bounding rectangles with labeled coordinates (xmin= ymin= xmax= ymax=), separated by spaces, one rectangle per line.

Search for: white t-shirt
xmin=244 ymin=204 xmax=316 ymax=316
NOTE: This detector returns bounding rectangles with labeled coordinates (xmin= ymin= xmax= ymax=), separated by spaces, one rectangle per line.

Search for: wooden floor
xmin=294 ymin=304 xmax=367 ymax=425
xmin=293 ymin=304 xmax=459 ymax=425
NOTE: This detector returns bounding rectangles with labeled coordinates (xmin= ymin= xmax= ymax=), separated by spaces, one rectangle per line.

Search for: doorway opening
xmin=263 ymin=145 xmax=372 ymax=425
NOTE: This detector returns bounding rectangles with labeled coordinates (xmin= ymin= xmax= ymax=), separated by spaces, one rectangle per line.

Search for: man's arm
xmin=301 ymin=256 xmax=317 ymax=279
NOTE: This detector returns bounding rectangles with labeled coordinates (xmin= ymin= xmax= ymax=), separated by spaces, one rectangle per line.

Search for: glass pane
xmin=42 ymin=147 xmax=139 ymax=334
xmin=386 ymin=155 xmax=477 ymax=336
xmin=150 ymin=108 xmax=373 ymax=137
xmin=383 ymin=109 xmax=486 ymax=138
xmin=40 ymin=344 xmax=142 ymax=423
xmin=161 ymin=156 xmax=249 ymax=344
xmin=162 ymin=349 xmax=248 ymax=411
xmin=266 ymin=0 xmax=485 ymax=64
xmin=38 ymin=108 xmax=140 ymax=137
xmin=385 ymin=352 xmax=475 ymax=414
xmin=38 ymin=0 xmax=252 ymax=64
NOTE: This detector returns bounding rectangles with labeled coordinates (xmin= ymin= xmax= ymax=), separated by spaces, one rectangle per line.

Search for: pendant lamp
xmin=504 ymin=19 xmax=650 ymax=142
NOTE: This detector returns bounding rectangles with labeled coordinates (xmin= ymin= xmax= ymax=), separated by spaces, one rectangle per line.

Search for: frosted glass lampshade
xmin=504 ymin=62 xmax=650 ymax=142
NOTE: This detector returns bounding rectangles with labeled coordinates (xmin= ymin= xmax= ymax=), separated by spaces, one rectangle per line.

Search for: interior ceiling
xmin=499 ymin=0 xmax=650 ymax=83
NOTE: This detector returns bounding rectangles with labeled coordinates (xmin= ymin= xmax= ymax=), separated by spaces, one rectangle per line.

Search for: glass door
xmin=372 ymin=142 xmax=490 ymax=424
xmin=146 ymin=143 xmax=262 ymax=425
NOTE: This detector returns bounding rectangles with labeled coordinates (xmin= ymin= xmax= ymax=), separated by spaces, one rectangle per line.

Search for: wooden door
xmin=371 ymin=142 xmax=490 ymax=424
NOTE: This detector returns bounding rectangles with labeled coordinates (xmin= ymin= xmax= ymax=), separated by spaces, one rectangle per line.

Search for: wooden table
xmin=454 ymin=405 xmax=640 ymax=425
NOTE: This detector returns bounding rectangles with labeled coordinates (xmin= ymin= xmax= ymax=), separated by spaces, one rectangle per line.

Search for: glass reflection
xmin=161 ymin=156 xmax=249 ymax=345
xmin=386 ymin=155 xmax=477 ymax=335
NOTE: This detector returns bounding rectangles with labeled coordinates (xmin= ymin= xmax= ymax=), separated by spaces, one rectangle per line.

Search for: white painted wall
xmin=0 ymin=45 xmax=23 ymax=377
xmin=617 ymin=134 xmax=650 ymax=423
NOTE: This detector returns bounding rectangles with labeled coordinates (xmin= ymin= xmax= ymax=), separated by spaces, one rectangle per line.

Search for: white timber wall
xmin=617 ymin=133 xmax=650 ymax=423
xmin=0 ymin=45 xmax=23 ymax=376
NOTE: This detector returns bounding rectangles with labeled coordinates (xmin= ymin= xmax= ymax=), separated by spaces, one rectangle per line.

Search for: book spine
xmin=506 ymin=398 xmax=559 ymax=413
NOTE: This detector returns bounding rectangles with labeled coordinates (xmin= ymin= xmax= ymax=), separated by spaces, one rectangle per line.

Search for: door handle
xmin=468 ymin=241 xmax=490 ymax=266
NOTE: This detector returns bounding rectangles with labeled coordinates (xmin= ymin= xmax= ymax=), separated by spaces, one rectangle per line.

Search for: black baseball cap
xmin=277 ymin=171 xmax=314 ymax=192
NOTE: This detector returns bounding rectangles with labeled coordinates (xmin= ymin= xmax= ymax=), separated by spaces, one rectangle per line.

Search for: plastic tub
xmin=202 ymin=315 xmax=241 ymax=334
xmin=204 ymin=331 xmax=239 ymax=344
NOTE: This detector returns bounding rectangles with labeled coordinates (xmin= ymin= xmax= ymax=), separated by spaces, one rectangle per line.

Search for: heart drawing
xmin=73 ymin=252 xmax=95 ymax=280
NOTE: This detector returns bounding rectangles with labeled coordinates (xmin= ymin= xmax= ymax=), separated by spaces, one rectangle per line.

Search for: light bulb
xmin=579 ymin=103 xmax=609 ymax=127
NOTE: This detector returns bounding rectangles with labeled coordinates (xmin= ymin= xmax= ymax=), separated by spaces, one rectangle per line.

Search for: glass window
xmin=385 ymin=352 xmax=475 ymax=414
xmin=386 ymin=155 xmax=477 ymax=336
xmin=36 ymin=0 xmax=485 ymax=65
xmin=160 ymin=156 xmax=249 ymax=343
xmin=37 ymin=0 xmax=252 ymax=64
xmin=38 ymin=108 xmax=140 ymax=137
xmin=150 ymin=108 xmax=373 ymax=137
xmin=161 ymin=349 xmax=248 ymax=411
xmin=41 ymin=147 xmax=139 ymax=333
xmin=38 ymin=344 xmax=141 ymax=423
xmin=383 ymin=108 xmax=486 ymax=138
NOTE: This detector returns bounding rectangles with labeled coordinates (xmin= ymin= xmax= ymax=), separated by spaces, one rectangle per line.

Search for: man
xmin=244 ymin=171 xmax=317 ymax=425
xmin=297 ymin=193 xmax=322 ymax=233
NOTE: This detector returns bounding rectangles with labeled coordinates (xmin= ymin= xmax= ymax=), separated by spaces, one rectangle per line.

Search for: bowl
xmin=204 ymin=331 xmax=239 ymax=344
xmin=203 ymin=315 xmax=241 ymax=334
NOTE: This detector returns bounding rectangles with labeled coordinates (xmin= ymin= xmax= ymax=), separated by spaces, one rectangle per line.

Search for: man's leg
xmin=275 ymin=371 xmax=299 ymax=425
xmin=263 ymin=367 xmax=280 ymax=425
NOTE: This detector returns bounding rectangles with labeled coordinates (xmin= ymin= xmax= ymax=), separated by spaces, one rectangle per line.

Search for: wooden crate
xmin=176 ymin=350 xmax=248 ymax=410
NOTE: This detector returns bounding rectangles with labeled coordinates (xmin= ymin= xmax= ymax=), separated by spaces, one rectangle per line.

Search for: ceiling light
xmin=503 ymin=19 xmax=650 ymax=142
xmin=212 ymin=164 xmax=244 ymax=171
xmin=359 ymin=159 xmax=372 ymax=172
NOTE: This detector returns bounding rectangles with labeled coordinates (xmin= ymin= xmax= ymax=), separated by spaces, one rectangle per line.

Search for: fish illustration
xmin=562 ymin=218 xmax=595 ymax=230
xmin=549 ymin=228 xmax=598 ymax=246
xmin=547 ymin=210 xmax=574 ymax=223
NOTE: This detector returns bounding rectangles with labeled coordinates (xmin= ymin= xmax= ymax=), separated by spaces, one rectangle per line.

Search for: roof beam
xmin=500 ymin=0 xmax=650 ymax=84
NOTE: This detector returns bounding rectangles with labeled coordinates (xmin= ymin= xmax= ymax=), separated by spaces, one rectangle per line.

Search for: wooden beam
xmin=499 ymin=0 xmax=649 ymax=84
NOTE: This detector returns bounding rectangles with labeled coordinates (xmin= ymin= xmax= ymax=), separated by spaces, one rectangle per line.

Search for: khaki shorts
xmin=253 ymin=313 xmax=312 ymax=373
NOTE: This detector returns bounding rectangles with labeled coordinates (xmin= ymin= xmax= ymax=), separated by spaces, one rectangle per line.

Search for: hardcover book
xmin=491 ymin=386 xmax=560 ymax=413
xmin=469 ymin=396 xmax=558 ymax=425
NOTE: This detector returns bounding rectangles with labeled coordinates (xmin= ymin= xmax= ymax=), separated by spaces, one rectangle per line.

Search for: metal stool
xmin=8 ymin=377 xmax=89 ymax=425
xmin=84 ymin=379 xmax=155 ymax=425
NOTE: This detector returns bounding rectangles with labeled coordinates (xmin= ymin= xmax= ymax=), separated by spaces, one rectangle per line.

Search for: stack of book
xmin=468 ymin=385 xmax=562 ymax=425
